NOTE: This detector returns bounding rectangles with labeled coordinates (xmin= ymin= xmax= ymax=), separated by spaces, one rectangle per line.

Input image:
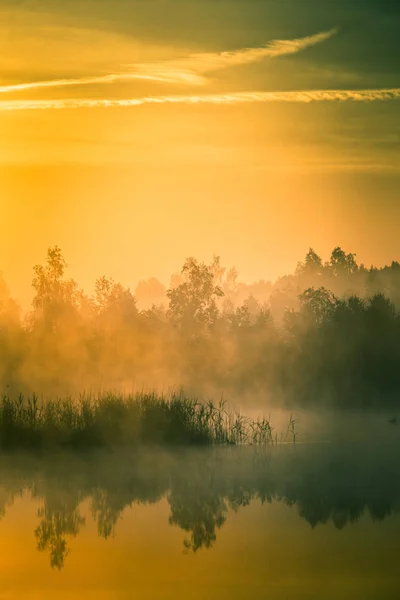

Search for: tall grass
xmin=0 ymin=392 xmax=292 ymax=450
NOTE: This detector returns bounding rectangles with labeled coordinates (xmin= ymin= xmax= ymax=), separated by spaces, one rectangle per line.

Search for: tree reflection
xmin=91 ymin=488 xmax=126 ymax=539
xmin=168 ymin=483 xmax=227 ymax=551
xmin=35 ymin=501 xmax=85 ymax=569
xmin=0 ymin=445 xmax=399 ymax=568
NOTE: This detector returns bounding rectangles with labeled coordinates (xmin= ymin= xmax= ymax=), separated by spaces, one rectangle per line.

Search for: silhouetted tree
xmin=167 ymin=257 xmax=224 ymax=333
xmin=31 ymin=246 xmax=79 ymax=333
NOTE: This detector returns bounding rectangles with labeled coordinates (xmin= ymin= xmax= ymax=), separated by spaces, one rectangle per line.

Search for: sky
xmin=1 ymin=0 xmax=399 ymax=306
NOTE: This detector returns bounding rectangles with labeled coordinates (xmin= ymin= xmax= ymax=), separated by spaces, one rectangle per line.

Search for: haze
xmin=1 ymin=0 xmax=399 ymax=308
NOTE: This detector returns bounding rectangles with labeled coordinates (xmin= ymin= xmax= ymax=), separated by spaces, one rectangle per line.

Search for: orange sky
xmin=1 ymin=1 xmax=399 ymax=307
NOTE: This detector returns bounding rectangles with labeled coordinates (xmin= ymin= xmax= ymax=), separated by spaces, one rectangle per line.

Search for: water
xmin=0 ymin=442 xmax=399 ymax=599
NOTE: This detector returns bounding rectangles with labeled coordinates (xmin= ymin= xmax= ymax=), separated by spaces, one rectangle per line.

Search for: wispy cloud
xmin=1 ymin=88 xmax=399 ymax=111
xmin=184 ymin=28 xmax=338 ymax=68
xmin=0 ymin=29 xmax=337 ymax=94
xmin=0 ymin=71 xmax=204 ymax=93
xmin=131 ymin=28 xmax=338 ymax=82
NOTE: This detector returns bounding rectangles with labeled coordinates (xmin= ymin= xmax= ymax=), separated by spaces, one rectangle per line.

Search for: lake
xmin=0 ymin=441 xmax=399 ymax=599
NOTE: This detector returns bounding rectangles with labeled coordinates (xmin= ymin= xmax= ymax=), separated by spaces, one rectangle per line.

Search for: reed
xmin=0 ymin=392 xmax=294 ymax=450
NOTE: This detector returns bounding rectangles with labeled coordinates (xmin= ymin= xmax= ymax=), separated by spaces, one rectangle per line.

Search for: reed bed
xmin=0 ymin=392 xmax=297 ymax=450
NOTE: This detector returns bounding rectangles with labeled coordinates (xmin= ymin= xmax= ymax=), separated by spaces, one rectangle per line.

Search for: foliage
xmin=0 ymin=392 xmax=282 ymax=450
xmin=1 ymin=246 xmax=400 ymax=408
xmin=166 ymin=257 xmax=224 ymax=333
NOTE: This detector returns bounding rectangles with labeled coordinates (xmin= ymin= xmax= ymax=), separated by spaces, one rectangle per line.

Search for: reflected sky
xmin=0 ymin=444 xmax=399 ymax=598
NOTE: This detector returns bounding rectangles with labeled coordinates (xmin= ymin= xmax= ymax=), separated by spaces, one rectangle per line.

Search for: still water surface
xmin=0 ymin=443 xmax=399 ymax=599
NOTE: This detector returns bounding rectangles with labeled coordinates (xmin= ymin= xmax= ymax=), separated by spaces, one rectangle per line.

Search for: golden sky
xmin=1 ymin=0 xmax=399 ymax=306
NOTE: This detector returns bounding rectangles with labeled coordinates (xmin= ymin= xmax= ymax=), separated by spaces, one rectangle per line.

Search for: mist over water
xmin=1 ymin=442 xmax=399 ymax=598
xmin=1 ymin=245 xmax=400 ymax=597
xmin=2 ymin=1 xmax=400 ymax=596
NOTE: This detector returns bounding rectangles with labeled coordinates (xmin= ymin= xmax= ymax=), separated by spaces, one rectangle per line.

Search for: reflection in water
xmin=168 ymin=471 xmax=228 ymax=552
xmin=35 ymin=500 xmax=85 ymax=569
xmin=0 ymin=442 xmax=399 ymax=569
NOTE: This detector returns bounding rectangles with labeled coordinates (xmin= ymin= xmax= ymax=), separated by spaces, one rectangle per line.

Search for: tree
xmin=94 ymin=276 xmax=137 ymax=334
xmin=31 ymin=247 xmax=78 ymax=332
xmin=330 ymin=247 xmax=358 ymax=276
xmin=298 ymin=287 xmax=339 ymax=324
xmin=167 ymin=258 xmax=224 ymax=332
xmin=296 ymin=248 xmax=324 ymax=276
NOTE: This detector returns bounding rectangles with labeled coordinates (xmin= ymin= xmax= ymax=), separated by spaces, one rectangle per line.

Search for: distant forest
xmin=1 ymin=246 xmax=399 ymax=408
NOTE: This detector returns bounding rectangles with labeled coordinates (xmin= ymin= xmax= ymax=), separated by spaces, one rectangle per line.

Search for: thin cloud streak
xmin=183 ymin=28 xmax=338 ymax=67
xmin=0 ymin=71 xmax=205 ymax=93
xmin=0 ymin=29 xmax=337 ymax=94
xmin=131 ymin=28 xmax=338 ymax=81
xmin=1 ymin=88 xmax=399 ymax=111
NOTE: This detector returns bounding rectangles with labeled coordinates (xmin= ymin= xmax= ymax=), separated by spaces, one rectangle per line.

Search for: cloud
xmin=186 ymin=28 xmax=338 ymax=67
xmin=1 ymin=87 xmax=399 ymax=111
xmin=131 ymin=28 xmax=338 ymax=82
xmin=0 ymin=29 xmax=337 ymax=94
xmin=0 ymin=71 xmax=205 ymax=94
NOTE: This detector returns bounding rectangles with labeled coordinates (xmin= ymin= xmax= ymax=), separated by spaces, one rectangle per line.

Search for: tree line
xmin=0 ymin=246 xmax=399 ymax=408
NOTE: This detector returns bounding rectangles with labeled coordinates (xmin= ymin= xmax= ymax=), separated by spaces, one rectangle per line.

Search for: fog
xmin=1 ymin=245 xmax=399 ymax=413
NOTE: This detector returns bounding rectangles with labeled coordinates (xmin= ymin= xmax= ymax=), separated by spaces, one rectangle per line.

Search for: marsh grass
xmin=0 ymin=392 xmax=293 ymax=450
